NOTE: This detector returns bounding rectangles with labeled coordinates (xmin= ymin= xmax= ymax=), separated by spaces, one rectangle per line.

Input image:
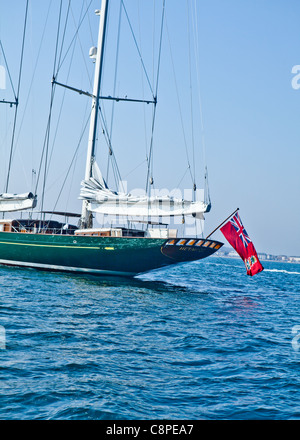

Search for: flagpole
xmin=205 ymin=208 xmax=239 ymax=239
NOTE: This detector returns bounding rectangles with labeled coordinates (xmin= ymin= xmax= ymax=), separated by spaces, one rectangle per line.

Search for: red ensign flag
xmin=220 ymin=212 xmax=264 ymax=276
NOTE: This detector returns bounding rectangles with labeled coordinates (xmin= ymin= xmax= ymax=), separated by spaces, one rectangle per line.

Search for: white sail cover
xmin=80 ymin=177 xmax=208 ymax=219
xmin=0 ymin=192 xmax=37 ymax=212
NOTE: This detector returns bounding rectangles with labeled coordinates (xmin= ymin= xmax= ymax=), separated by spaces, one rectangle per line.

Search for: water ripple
xmin=0 ymin=259 xmax=300 ymax=419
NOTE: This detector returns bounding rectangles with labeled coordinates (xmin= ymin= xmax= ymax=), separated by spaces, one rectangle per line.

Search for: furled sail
xmin=0 ymin=192 xmax=37 ymax=212
xmin=80 ymin=177 xmax=209 ymax=219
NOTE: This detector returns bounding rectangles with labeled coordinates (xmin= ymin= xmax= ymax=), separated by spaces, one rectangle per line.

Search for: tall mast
xmin=81 ymin=0 xmax=109 ymax=228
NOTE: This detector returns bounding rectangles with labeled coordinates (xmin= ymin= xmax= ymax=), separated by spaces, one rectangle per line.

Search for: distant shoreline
xmin=214 ymin=248 xmax=300 ymax=264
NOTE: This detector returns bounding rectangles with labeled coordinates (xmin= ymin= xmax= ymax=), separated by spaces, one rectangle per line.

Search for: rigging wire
xmin=4 ymin=0 xmax=29 ymax=194
xmin=106 ymin=0 xmax=123 ymax=184
xmin=36 ymin=0 xmax=64 ymax=219
xmin=43 ymin=1 xmax=109 ymax=222
xmin=69 ymin=3 xmax=93 ymax=88
xmin=46 ymin=114 xmax=91 ymax=225
xmin=192 ymin=0 xmax=210 ymax=203
xmin=137 ymin=0 xmax=149 ymax=167
xmin=121 ymin=0 xmax=155 ymax=100
xmin=2 ymin=2 xmax=53 ymax=195
xmin=39 ymin=0 xmax=90 ymax=219
xmin=98 ymin=104 xmax=123 ymax=189
xmin=85 ymin=0 xmax=95 ymax=45
xmin=47 ymin=1 xmax=87 ymax=177
xmin=56 ymin=0 xmax=72 ymax=78
xmin=13 ymin=1 xmax=53 ymax=163
xmin=145 ymin=0 xmax=166 ymax=196
xmin=54 ymin=0 xmax=93 ymax=76
xmin=64 ymin=105 xmax=91 ymax=213
xmin=122 ymin=158 xmax=147 ymax=179
xmin=0 ymin=41 xmax=16 ymax=189
xmin=41 ymin=0 xmax=95 ymax=221
xmin=176 ymin=165 xmax=192 ymax=189
xmin=0 ymin=41 xmax=17 ymax=100
xmin=103 ymin=0 xmax=160 ymax=194
xmin=37 ymin=0 xmax=117 ymax=221
xmin=186 ymin=0 xmax=196 ymax=196
xmin=165 ymin=15 xmax=194 ymax=186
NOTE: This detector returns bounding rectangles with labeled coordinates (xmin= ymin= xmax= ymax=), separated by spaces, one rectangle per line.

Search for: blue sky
xmin=0 ymin=0 xmax=299 ymax=256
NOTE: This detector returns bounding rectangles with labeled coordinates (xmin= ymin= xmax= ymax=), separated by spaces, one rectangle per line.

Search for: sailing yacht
xmin=0 ymin=0 xmax=223 ymax=277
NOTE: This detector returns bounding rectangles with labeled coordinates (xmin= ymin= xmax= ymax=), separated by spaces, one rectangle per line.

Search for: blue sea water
xmin=0 ymin=256 xmax=299 ymax=420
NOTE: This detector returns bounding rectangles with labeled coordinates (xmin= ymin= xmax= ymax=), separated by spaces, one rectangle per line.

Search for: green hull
xmin=0 ymin=232 xmax=223 ymax=277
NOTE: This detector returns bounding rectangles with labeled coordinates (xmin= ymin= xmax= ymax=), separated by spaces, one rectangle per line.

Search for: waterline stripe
xmin=0 ymin=259 xmax=135 ymax=277
xmin=0 ymin=241 xmax=100 ymax=250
